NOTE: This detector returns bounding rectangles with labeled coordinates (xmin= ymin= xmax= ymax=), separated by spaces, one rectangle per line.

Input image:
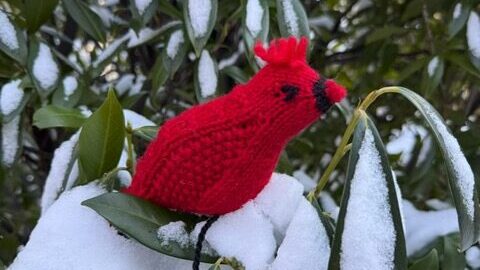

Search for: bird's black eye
xmin=280 ymin=85 xmax=299 ymax=102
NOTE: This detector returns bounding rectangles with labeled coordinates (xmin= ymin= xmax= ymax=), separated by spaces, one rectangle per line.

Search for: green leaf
xmin=422 ymin=56 xmax=444 ymax=94
xmin=0 ymin=258 xmax=5 ymax=270
xmin=129 ymin=0 xmax=159 ymax=31
xmin=78 ymin=90 xmax=125 ymax=183
xmin=466 ymin=11 xmax=480 ymax=71
xmin=82 ymin=192 xmax=217 ymax=263
xmin=392 ymin=87 xmax=480 ymax=250
xmin=311 ymin=198 xmax=335 ymax=244
xmin=397 ymin=57 xmax=428 ymax=83
xmin=91 ymin=38 xmax=129 ymax=77
xmin=162 ymin=28 xmax=189 ymax=77
xmin=0 ymin=10 xmax=28 ymax=66
xmin=33 ymin=105 xmax=86 ymax=129
xmin=366 ymin=26 xmax=406 ymax=44
xmin=0 ymin=86 xmax=30 ymax=123
xmin=448 ymin=3 xmax=470 ymax=39
xmin=23 ymin=0 xmax=59 ymax=33
xmin=0 ymin=115 xmax=22 ymax=167
xmin=328 ymin=113 xmax=407 ymax=270
xmin=158 ymin=0 xmax=182 ymax=19
xmin=445 ymin=51 xmax=480 ymax=79
xmin=184 ymin=0 xmax=218 ymax=55
xmin=221 ymin=66 xmax=249 ymax=84
xmin=52 ymin=76 xmax=83 ymax=108
xmin=133 ymin=126 xmax=159 ymax=141
xmin=408 ymin=249 xmax=439 ymax=270
xmin=243 ymin=0 xmax=269 ymax=50
xmin=27 ymin=41 xmax=60 ymax=96
xmin=276 ymin=0 xmax=309 ymax=38
xmin=441 ymin=234 xmax=466 ymax=269
xmin=63 ymin=0 xmax=107 ymax=43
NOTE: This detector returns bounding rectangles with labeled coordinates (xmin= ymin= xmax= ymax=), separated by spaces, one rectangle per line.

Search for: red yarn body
xmin=125 ymin=37 xmax=346 ymax=215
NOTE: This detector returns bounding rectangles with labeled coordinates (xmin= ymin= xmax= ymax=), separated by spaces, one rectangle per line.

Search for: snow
xmin=386 ymin=123 xmax=430 ymax=166
xmin=453 ymin=3 xmax=462 ymax=19
xmin=427 ymin=56 xmax=439 ymax=77
xmin=467 ymin=12 xmax=480 ymax=58
xmin=218 ymin=43 xmax=245 ymax=70
xmin=319 ymin=192 xmax=340 ymax=221
xmin=166 ymin=30 xmax=184 ymax=59
xmin=127 ymin=28 xmax=157 ymax=48
xmin=33 ymin=43 xmax=59 ymax=89
xmin=90 ymin=5 xmax=126 ymax=27
xmin=10 ymin=184 xmax=210 ymax=270
xmin=93 ymin=37 xmax=126 ymax=68
xmin=0 ymin=10 xmax=19 ymax=50
xmin=309 ymin=15 xmax=335 ymax=30
xmin=281 ymin=0 xmax=299 ymax=36
xmin=466 ymin=246 xmax=480 ymax=269
xmin=1 ymin=116 xmax=20 ymax=166
xmin=340 ymin=129 xmax=396 ymax=270
xmin=157 ymin=221 xmax=190 ymax=247
xmin=40 ymin=132 xmax=79 ymax=215
xmin=421 ymin=100 xmax=475 ymax=220
xmin=123 ymin=109 xmax=155 ymax=129
xmin=206 ymin=202 xmax=276 ymax=270
xmin=246 ymin=0 xmax=264 ymax=37
xmin=134 ymin=0 xmax=152 ymax=15
xmin=198 ymin=51 xmax=217 ymax=98
xmin=270 ymin=199 xmax=330 ymax=270
xmin=292 ymin=169 xmax=316 ymax=192
xmin=253 ymin=173 xmax=304 ymax=235
xmin=129 ymin=74 xmax=145 ymax=95
xmin=115 ymin=74 xmax=135 ymax=96
xmin=402 ymin=200 xmax=458 ymax=256
xmin=1 ymin=80 xmax=23 ymax=116
xmin=188 ymin=0 xmax=212 ymax=38
xmin=62 ymin=76 xmax=78 ymax=100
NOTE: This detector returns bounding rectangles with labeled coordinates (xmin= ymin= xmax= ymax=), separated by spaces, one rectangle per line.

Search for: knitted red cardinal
xmin=125 ymin=37 xmax=346 ymax=215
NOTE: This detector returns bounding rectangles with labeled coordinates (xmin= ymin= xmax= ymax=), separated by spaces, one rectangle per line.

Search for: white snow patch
xmin=115 ymin=74 xmax=135 ymax=96
xmin=403 ymin=200 xmax=459 ymax=256
xmin=253 ymin=173 xmax=304 ymax=235
xmin=90 ymin=5 xmax=126 ymax=27
xmin=427 ymin=56 xmax=439 ymax=77
xmin=40 ymin=132 xmax=79 ymax=214
xmin=127 ymin=28 xmax=157 ymax=48
xmin=157 ymin=221 xmax=190 ymax=247
xmin=93 ymin=37 xmax=126 ymax=68
xmin=1 ymin=116 xmax=20 ymax=166
xmin=1 ymin=80 xmax=23 ymax=116
xmin=206 ymin=202 xmax=276 ymax=270
xmin=466 ymin=246 xmax=480 ymax=269
xmin=270 ymin=198 xmax=330 ymax=270
xmin=10 ymin=184 xmax=209 ymax=270
xmin=281 ymin=0 xmax=299 ymax=36
xmin=425 ymin=198 xmax=452 ymax=210
xmin=467 ymin=12 xmax=480 ymax=58
xmin=292 ymin=169 xmax=316 ymax=192
xmin=198 ymin=51 xmax=217 ymax=98
xmin=62 ymin=76 xmax=78 ymax=100
xmin=421 ymin=100 xmax=475 ymax=220
xmin=166 ymin=30 xmax=185 ymax=59
xmin=309 ymin=15 xmax=335 ymax=30
xmin=246 ymin=0 xmax=264 ymax=37
xmin=386 ymin=123 xmax=429 ymax=166
xmin=453 ymin=3 xmax=462 ymax=19
xmin=218 ymin=43 xmax=245 ymax=70
xmin=188 ymin=0 xmax=212 ymax=38
xmin=123 ymin=109 xmax=155 ymax=129
xmin=134 ymin=0 xmax=152 ymax=15
xmin=33 ymin=43 xmax=59 ymax=89
xmin=129 ymin=74 xmax=145 ymax=96
xmin=340 ymin=129 xmax=396 ymax=270
xmin=319 ymin=192 xmax=340 ymax=221
xmin=0 ymin=10 xmax=19 ymax=50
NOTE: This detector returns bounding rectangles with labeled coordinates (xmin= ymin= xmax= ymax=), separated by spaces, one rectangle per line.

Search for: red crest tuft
xmin=254 ymin=36 xmax=308 ymax=65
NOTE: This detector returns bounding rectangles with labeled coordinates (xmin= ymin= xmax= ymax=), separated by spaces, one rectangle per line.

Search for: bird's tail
xmin=193 ymin=215 xmax=219 ymax=270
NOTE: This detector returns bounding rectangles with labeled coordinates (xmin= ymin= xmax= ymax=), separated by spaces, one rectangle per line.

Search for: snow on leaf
xmin=246 ymin=0 xmax=264 ymax=37
xmin=0 ymin=79 xmax=24 ymax=116
xmin=156 ymin=221 xmax=190 ymax=248
xmin=467 ymin=12 xmax=480 ymax=59
xmin=33 ymin=43 xmax=59 ymax=90
xmin=453 ymin=3 xmax=462 ymax=19
xmin=93 ymin=37 xmax=127 ymax=68
xmin=198 ymin=51 xmax=217 ymax=99
xmin=1 ymin=116 xmax=20 ymax=166
xmin=63 ymin=76 xmax=78 ymax=101
xmin=427 ymin=56 xmax=439 ymax=77
xmin=40 ymin=132 xmax=80 ymax=214
xmin=340 ymin=129 xmax=396 ymax=270
xmin=281 ymin=0 xmax=299 ymax=36
xmin=134 ymin=0 xmax=152 ymax=15
xmin=0 ymin=10 xmax=19 ymax=50
xmin=166 ymin=30 xmax=185 ymax=59
xmin=420 ymin=99 xmax=475 ymax=220
xmin=127 ymin=28 xmax=158 ymax=48
xmin=188 ymin=0 xmax=212 ymax=38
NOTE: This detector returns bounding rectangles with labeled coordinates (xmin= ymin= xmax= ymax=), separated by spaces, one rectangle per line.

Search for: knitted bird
xmin=125 ymin=37 xmax=346 ymax=215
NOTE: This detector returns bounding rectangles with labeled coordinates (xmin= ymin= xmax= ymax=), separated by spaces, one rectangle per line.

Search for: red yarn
xmin=125 ymin=37 xmax=347 ymax=215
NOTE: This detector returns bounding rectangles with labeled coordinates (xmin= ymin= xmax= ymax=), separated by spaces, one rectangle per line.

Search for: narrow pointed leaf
xmin=27 ymin=41 xmax=60 ymax=96
xmin=162 ymin=28 xmax=189 ymax=76
xmin=408 ymin=249 xmax=439 ymax=270
xmin=392 ymin=87 xmax=480 ymax=250
xmin=184 ymin=0 xmax=217 ymax=55
xmin=133 ymin=126 xmax=159 ymax=141
xmin=195 ymin=50 xmax=218 ymax=102
xmin=129 ymin=0 xmax=159 ymax=31
xmin=448 ymin=3 xmax=470 ymax=39
xmin=78 ymin=90 xmax=125 ymax=183
xmin=33 ymin=105 xmax=86 ymax=129
xmin=276 ymin=0 xmax=309 ymax=38
xmin=329 ymin=114 xmax=406 ymax=270
xmin=23 ymin=0 xmax=59 ymax=33
xmin=1 ymin=115 xmax=22 ymax=167
xmin=466 ymin=11 xmax=480 ymax=70
xmin=0 ymin=10 xmax=27 ymax=65
xmin=63 ymin=0 xmax=107 ymax=43
xmin=243 ymin=0 xmax=269 ymax=49
xmin=82 ymin=192 xmax=217 ymax=263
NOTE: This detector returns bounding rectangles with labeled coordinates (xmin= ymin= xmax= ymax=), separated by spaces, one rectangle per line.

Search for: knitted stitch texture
xmin=125 ymin=37 xmax=347 ymax=215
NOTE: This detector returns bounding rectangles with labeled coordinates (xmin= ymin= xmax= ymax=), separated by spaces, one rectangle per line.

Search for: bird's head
xmin=233 ymin=37 xmax=347 ymax=139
